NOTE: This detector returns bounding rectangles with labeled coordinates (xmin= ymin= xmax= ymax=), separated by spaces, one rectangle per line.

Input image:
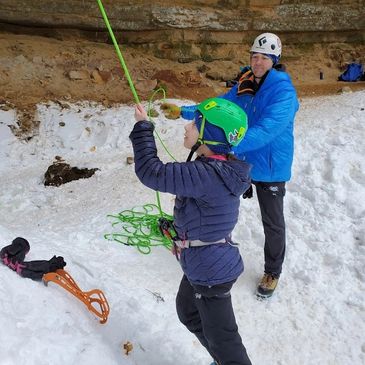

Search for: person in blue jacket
xmin=130 ymin=97 xmax=252 ymax=365
xmin=161 ymin=33 xmax=299 ymax=299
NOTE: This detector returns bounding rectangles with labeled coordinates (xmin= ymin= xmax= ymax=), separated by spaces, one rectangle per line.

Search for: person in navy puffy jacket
xmin=161 ymin=33 xmax=299 ymax=299
xmin=130 ymin=97 xmax=252 ymax=365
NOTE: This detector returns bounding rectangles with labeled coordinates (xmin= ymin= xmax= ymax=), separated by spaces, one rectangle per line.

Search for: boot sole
xmin=255 ymin=289 xmax=275 ymax=300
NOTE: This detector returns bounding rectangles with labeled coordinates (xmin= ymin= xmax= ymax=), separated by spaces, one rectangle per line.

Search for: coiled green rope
xmin=105 ymin=205 xmax=173 ymax=254
xmin=97 ymin=0 xmax=177 ymax=253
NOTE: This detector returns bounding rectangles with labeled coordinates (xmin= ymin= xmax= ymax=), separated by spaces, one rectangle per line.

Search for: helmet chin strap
xmin=187 ymin=115 xmax=207 ymax=162
xmin=186 ymin=140 xmax=202 ymax=162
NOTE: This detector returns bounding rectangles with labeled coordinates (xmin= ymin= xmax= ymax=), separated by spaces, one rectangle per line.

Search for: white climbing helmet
xmin=250 ymin=33 xmax=282 ymax=58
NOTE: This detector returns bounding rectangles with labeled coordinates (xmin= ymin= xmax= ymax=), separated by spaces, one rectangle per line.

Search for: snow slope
xmin=0 ymin=91 xmax=364 ymax=365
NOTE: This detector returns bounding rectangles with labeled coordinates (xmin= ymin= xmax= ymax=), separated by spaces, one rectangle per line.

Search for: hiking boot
xmin=256 ymin=273 xmax=279 ymax=299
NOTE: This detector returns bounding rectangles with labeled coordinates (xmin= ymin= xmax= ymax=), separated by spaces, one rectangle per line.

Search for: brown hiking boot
xmin=256 ymin=273 xmax=279 ymax=299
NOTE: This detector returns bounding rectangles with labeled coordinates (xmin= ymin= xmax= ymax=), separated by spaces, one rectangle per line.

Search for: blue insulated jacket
xmin=222 ymin=68 xmax=299 ymax=182
xmin=181 ymin=69 xmax=299 ymax=182
xmin=129 ymin=121 xmax=251 ymax=286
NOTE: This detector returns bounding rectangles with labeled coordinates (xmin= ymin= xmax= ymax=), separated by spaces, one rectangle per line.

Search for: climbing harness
xmin=43 ymin=269 xmax=110 ymax=324
xmin=97 ymin=0 xmax=179 ymax=253
xmin=174 ymin=238 xmax=228 ymax=249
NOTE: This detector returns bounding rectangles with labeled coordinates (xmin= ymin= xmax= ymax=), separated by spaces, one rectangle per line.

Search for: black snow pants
xmin=176 ymin=275 xmax=252 ymax=365
xmin=254 ymin=181 xmax=286 ymax=276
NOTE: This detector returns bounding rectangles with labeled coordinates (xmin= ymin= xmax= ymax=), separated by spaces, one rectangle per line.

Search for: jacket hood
xmin=200 ymin=157 xmax=251 ymax=196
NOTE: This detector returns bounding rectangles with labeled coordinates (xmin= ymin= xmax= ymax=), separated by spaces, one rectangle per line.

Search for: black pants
xmin=254 ymin=181 xmax=286 ymax=276
xmin=176 ymin=275 xmax=252 ymax=365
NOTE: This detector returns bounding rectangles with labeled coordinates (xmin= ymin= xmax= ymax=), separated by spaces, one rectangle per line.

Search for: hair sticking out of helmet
xmin=195 ymin=98 xmax=248 ymax=154
xmin=250 ymin=33 xmax=282 ymax=61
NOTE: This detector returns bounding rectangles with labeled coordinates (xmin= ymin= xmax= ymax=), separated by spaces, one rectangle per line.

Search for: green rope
xmin=148 ymin=88 xmax=178 ymax=162
xmin=96 ymin=1 xmax=179 ymax=253
xmin=104 ymin=205 xmax=173 ymax=254
xmin=105 ymin=89 xmax=178 ymax=253
xmin=96 ymin=0 xmax=140 ymax=103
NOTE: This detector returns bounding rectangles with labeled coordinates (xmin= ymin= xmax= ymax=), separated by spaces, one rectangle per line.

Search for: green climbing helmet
xmin=197 ymin=97 xmax=248 ymax=147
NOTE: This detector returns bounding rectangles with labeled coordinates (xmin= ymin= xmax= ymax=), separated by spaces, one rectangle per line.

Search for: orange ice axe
xmin=43 ymin=269 xmax=110 ymax=324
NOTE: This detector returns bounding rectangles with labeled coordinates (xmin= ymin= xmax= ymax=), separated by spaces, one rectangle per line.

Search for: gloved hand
xmin=237 ymin=70 xmax=255 ymax=96
xmin=0 ymin=237 xmax=30 ymax=269
xmin=19 ymin=256 xmax=66 ymax=280
xmin=242 ymin=185 xmax=253 ymax=199
xmin=160 ymin=103 xmax=181 ymax=119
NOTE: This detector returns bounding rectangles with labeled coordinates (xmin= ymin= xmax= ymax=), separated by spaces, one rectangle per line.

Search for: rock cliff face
xmin=0 ymin=1 xmax=364 ymax=133
xmin=0 ymin=0 xmax=364 ymax=62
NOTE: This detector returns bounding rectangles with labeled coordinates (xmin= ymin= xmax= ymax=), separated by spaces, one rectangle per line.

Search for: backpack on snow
xmin=338 ymin=63 xmax=363 ymax=82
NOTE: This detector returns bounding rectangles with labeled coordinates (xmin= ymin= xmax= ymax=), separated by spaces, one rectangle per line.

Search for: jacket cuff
xmin=130 ymin=119 xmax=154 ymax=135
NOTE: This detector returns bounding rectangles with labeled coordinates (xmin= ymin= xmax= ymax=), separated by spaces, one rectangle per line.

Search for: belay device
xmin=158 ymin=217 xmax=178 ymax=241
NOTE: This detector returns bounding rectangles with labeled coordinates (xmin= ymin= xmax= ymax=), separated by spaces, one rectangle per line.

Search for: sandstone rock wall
xmin=0 ymin=0 xmax=364 ymax=62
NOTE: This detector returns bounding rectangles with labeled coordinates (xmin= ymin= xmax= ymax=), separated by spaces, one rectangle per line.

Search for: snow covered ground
xmin=0 ymin=90 xmax=364 ymax=365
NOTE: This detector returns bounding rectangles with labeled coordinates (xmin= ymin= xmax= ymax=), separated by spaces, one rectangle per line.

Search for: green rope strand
xmin=96 ymin=0 xmax=140 ymax=103
xmin=104 ymin=204 xmax=173 ymax=254
xmin=96 ymin=2 xmax=179 ymax=253
xmin=105 ymin=89 xmax=178 ymax=253
xmin=147 ymin=88 xmax=178 ymax=162
xmin=97 ymin=0 xmax=177 ymax=162
xmin=148 ymin=88 xmax=177 ymax=221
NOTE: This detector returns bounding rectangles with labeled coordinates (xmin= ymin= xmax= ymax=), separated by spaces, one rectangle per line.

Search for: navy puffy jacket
xmin=129 ymin=120 xmax=251 ymax=286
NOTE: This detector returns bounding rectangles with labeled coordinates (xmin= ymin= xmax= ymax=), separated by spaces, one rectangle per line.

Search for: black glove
xmin=0 ymin=237 xmax=30 ymax=268
xmin=19 ymin=256 xmax=66 ymax=281
xmin=242 ymin=185 xmax=253 ymax=199
xmin=237 ymin=70 xmax=256 ymax=96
